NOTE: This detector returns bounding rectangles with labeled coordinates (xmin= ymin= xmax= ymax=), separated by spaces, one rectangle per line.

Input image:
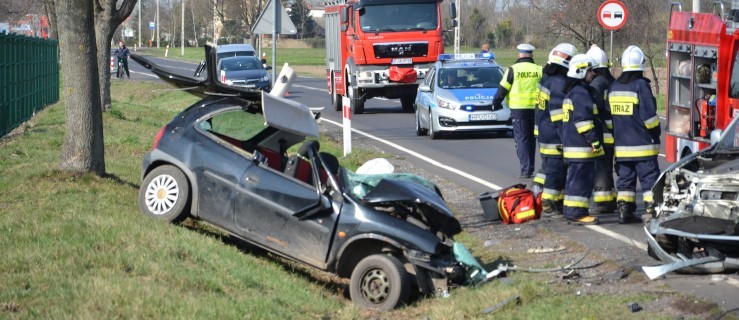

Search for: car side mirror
xmin=418 ymin=85 xmax=431 ymax=92
xmin=265 ymin=66 xmax=272 ymax=70
xmin=710 ymin=129 xmax=723 ymax=145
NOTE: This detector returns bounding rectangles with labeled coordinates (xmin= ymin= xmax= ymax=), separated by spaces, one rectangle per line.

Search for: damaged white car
xmin=645 ymin=115 xmax=739 ymax=278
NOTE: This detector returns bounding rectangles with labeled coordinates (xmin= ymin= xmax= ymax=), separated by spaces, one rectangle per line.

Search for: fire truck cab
xmin=324 ymin=0 xmax=451 ymax=114
xmin=665 ymin=2 xmax=739 ymax=162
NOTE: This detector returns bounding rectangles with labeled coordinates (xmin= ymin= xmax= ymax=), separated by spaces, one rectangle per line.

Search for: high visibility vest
xmin=501 ymin=62 xmax=542 ymax=109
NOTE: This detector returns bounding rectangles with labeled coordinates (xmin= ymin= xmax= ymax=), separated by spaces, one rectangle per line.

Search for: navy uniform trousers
xmin=512 ymin=118 xmax=536 ymax=177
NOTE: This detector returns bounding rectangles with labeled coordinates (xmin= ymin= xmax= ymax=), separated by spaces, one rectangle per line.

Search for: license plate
xmin=391 ymin=58 xmax=413 ymax=65
xmin=469 ymin=113 xmax=497 ymax=121
xmin=242 ymin=84 xmax=256 ymax=88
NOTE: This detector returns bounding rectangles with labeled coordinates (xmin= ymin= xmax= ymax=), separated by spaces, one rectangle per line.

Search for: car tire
xmin=352 ymin=97 xmax=365 ymax=115
xmin=350 ymin=254 xmax=410 ymax=311
xmin=331 ymin=74 xmax=342 ymax=111
xmin=429 ymin=112 xmax=441 ymax=140
xmin=400 ymin=97 xmax=415 ymax=113
xmin=138 ymin=165 xmax=190 ymax=223
xmin=415 ymin=109 xmax=428 ymax=136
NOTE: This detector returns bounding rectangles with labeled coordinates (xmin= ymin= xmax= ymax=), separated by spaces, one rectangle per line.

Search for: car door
xmin=233 ymin=153 xmax=337 ymax=267
xmin=416 ymin=66 xmax=436 ymax=126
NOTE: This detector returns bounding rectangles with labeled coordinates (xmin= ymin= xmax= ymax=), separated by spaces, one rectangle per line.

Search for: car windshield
xmin=359 ymin=3 xmax=438 ymax=32
xmin=437 ymin=66 xmax=503 ymax=89
xmin=219 ymin=58 xmax=263 ymax=72
xmin=718 ymin=115 xmax=739 ymax=151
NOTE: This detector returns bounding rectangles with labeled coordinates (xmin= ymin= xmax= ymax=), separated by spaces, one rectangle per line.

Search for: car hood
xmin=438 ymin=88 xmax=498 ymax=103
xmin=225 ymin=69 xmax=269 ymax=81
xmin=362 ymin=178 xmax=462 ymax=236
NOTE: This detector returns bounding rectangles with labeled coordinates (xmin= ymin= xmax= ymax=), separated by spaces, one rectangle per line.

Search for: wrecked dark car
xmin=133 ymin=46 xmax=467 ymax=310
xmin=646 ymin=115 xmax=739 ymax=276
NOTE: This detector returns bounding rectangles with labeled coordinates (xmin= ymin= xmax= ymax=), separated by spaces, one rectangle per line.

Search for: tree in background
xmin=288 ymin=0 xmax=317 ymax=39
xmin=93 ymin=0 xmax=137 ymax=111
xmin=54 ymin=0 xmax=105 ymax=175
xmin=462 ymin=8 xmax=487 ymax=48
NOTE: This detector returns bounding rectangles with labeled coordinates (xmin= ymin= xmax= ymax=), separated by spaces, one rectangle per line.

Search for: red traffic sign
xmin=598 ymin=0 xmax=628 ymax=31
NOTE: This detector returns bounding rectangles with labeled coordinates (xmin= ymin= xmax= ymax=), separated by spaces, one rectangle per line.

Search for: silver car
xmin=414 ymin=53 xmax=512 ymax=139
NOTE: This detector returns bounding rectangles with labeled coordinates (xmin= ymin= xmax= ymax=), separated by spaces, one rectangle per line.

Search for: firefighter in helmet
xmin=493 ymin=44 xmax=542 ymax=179
xmin=537 ymin=43 xmax=578 ymax=219
xmin=586 ymin=44 xmax=617 ymax=214
xmin=562 ymin=54 xmax=604 ymax=225
xmin=607 ymin=45 xmax=661 ymax=224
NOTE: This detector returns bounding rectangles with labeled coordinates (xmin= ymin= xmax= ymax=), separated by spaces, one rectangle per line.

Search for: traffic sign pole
xmin=597 ymin=0 xmax=628 ymax=72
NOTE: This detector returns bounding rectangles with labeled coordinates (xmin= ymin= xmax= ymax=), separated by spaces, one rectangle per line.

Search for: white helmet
xmin=621 ymin=45 xmax=646 ymax=72
xmin=586 ymin=44 xmax=609 ymax=68
xmin=567 ymin=54 xmax=596 ymax=79
xmin=548 ymin=43 xmax=578 ymax=68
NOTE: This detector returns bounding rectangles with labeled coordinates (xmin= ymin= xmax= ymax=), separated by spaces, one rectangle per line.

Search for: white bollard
xmin=342 ymin=96 xmax=352 ymax=156
xmin=165 ymin=45 xmax=169 ymax=57
xmin=269 ymin=63 xmax=296 ymax=98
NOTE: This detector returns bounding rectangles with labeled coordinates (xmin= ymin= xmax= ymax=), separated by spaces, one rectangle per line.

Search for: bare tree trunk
xmin=43 ymin=0 xmax=59 ymax=39
xmin=191 ymin=3 xmax=199 ymax=47
xmin=649 ymin=58 xmax=660 ymax=95
xmin=56 ymin=0 xmax=105 ymax=175
xmin=94 ymin=0 xmax=137 ymax=111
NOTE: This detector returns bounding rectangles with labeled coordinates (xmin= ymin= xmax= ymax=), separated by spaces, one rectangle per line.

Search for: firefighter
xmin=607 ymin=45 xmax=661 ymax=224
xmin=586 ymin=44 xmax=617 ymax=213
xmin=562 ymin=54 xmax=604 ymax=225
xmin=537 ymin=43 xmax=578 ymax=218
xmin=493 ymin=43 xmax=542 ymax=178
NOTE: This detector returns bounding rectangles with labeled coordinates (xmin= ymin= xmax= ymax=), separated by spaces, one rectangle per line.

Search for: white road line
xmin=320 ymin=118 xmax=502 ymax=190
xmin=585 ymin=225 xmax=648 ymax=251
xmin=131 ymin=71 xmax=159 ymax=78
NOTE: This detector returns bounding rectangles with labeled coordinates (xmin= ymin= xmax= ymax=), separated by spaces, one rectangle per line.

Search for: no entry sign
xmin=598 ymin=0 xmax=628 ymax=31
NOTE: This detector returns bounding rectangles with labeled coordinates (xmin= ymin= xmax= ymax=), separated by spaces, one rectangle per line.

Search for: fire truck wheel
xmin=400 ymin=97 xmax=415 ymax=113
xmin=333 ymin=93 xmax=342 ymax=111
xmin=352 ymin=98 xmax=365 ymax=115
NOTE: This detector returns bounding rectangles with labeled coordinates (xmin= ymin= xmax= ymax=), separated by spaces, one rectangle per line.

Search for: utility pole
xmin=181 ymin=0 xmax=185 ymax=55
xmin=157 ymin=0 xmax=160 ymax=48
xmin=454 ymin=0 xmax=460 ymax=54
xmin=213 ymin=0 xmax=217 ymax=44
xmin=138 ymin=0 xmax=141 ymax=48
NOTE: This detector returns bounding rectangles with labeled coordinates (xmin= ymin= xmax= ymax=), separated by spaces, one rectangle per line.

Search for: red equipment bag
xmin=388 ymin=66 xmax=418 ymax=83
xmin=497 ymin=184 xmax=541 ymax=224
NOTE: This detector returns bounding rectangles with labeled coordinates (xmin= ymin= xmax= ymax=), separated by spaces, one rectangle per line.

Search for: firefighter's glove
xmin=591 ymin=141 xmax=603 ymax=154
xmin=555 ymin=144 xmax=563 ymax=153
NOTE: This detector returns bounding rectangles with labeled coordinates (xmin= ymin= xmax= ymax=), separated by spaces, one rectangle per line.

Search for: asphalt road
xmin=130 ymin=56 xmax=739 ymax=311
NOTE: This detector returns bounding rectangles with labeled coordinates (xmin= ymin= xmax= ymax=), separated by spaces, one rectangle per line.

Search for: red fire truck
xmin=323 ymin=0 xmax=452 ymax=114
xmin=664 ymin=2 xmax=739 ymax=162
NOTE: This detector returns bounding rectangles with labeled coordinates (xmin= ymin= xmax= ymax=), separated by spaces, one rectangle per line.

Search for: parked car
xmin=216 ymin=43 xmax=257 ymax=60
xmin=414 ymin=53 xmax=512 ymax=139
xmin=647 ymin=114 xmax=739 ymax=273
xmin=133 ymin=46 xmax=467 ymax=311
xmin=217 ymin=56 xmax=272 ymax=91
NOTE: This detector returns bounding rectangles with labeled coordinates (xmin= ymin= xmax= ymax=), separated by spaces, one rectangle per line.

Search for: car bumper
xmin=432 ymin=107 xmax=512 ymax=132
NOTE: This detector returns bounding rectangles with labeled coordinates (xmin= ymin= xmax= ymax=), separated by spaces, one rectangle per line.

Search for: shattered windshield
xmin=359 ymin=3 xmax=438 ymax=32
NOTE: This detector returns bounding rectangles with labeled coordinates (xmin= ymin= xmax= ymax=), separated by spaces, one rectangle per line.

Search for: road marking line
xmin=131 ymin=71 xmax=159 ymax=78
xmin=727 ymin=277 xmax=739 ymax=288
xmin=585 ymin=225 xmax=648 ymax=251
xmin=320 ymin=118 xmax=502 ymax=190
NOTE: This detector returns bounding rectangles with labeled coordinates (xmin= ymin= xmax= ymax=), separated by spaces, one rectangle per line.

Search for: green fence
xmin=0 ymin=32 xmax=59 ymax=137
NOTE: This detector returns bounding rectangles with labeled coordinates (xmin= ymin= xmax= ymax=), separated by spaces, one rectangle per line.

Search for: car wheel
xmin=415 ymin=109 xmax=428 ymax=136
xmin=400 ymin=97 xmax=415 ymax=113
xmin=352 ymin=97 xmax=365 ymax=115
xmin=350 ymin=254 xmax=410 ymax=311
xmin=138 ymin=165 xmax=190 ymax=223
xmin=331 ymin=74 xmax=342 ymax=111
xmin=429 ymin=112 xmax=441 ymax=140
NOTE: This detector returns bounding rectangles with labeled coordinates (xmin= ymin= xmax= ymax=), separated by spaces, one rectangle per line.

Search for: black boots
xmin=618 ymin=200 xmax=637 ymax=224
xmin=541 ymin=199 xmax=563 ymax=219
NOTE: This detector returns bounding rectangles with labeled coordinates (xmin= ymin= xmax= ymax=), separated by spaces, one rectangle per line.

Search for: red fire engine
xmin=323 ymin=0 xmax=452 ymax=114
xmin=664 ymin=2 xmax=739 ymax=162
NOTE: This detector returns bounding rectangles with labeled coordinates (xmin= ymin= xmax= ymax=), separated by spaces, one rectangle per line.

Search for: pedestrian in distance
xmin=114 ymin=41 xmax=131 ymax=79
xmin=607 ymin=45 xmax=661 ymax=224
xmin=537 ymin=43 xmax=578 ymax=219
xmin=587 ymin=44 xmax=618 ymax=214
xmin=493 ymin=43 xmax=542 ymax=179
xmin=480 ymin=43 xmax=490 ymax=54
xmin=561 ymin=54 xmax=604 ymax=225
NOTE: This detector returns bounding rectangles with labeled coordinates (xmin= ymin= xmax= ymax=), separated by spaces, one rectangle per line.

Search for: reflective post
xmin=342 ymin=96 xmax=352 ymax=156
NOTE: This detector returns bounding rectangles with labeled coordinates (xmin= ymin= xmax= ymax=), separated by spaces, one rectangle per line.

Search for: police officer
xmin=537 ymin=43 xmax=577 ymax=218
xmin=493 ymin=44 xmax=542 ymax=178
xmin=586 ymin=45 xmax=617 ymax=213
xmin=607 ymin=45 xmax=661 ymax=224
xmin=562 ymin=54 xmax=603 ymax=225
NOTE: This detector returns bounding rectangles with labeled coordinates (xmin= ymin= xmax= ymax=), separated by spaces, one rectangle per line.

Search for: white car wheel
xmin=138 ymin=165 xmax=190 ymax=222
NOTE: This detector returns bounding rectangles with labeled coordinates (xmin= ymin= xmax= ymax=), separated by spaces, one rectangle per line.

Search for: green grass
xmin=0 ymin=80 xmax=719 ymax=318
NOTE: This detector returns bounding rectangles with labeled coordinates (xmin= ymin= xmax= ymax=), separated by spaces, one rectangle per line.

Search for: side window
xmin=198 ymin=109 xmax=266 ymax=143
xmin=424 ymin=67 xmax=436 ymax=87
xmin=730 ymin=49 xmax=739 ymax=98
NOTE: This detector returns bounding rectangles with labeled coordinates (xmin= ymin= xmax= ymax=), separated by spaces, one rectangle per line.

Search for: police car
xmin=414 ymin=53 xmax=512 ymax=139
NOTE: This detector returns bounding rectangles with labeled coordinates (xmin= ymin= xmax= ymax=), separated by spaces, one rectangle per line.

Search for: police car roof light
xmin=438 ymin=53 xmax=495 ymax=62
